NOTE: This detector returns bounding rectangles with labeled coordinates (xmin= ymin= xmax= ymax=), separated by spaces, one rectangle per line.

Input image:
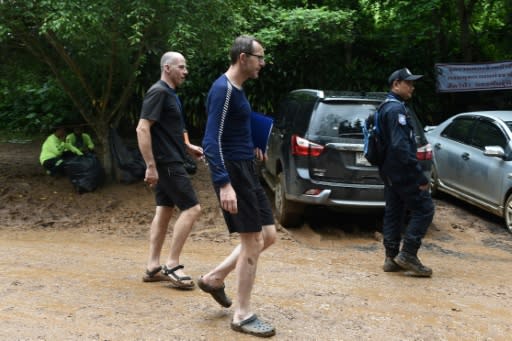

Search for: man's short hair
xmin=229 ymin=35 xmax=262 ymax=65
xmin=160 ymin=52 xmax=181 ymax=72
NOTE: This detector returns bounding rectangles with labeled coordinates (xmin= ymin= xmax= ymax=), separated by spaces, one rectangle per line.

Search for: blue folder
xmin=251 ymin=112 xmax=273 ymax=154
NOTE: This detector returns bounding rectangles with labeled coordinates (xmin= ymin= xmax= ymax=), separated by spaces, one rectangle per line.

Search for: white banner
xmin=435 ymin=61 xmax=512 ymax=93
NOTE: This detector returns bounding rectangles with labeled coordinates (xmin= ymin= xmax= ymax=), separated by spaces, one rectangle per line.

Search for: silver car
xmin=426 ymin=110 xmax=512 ymax=232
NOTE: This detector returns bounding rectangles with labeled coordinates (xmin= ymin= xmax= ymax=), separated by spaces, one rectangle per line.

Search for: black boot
xmin=394 ymin=252 xmax=432 ymax=277
xmin=382 ymin=257 xmax=402 ymax=272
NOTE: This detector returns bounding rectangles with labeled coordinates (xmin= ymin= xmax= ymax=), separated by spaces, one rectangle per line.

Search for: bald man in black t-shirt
xmin=136 ymin=51 xmax=203 ymax=289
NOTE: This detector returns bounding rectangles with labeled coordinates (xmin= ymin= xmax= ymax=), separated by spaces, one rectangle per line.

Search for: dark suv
xmin=259 ymin=89 xmax=432 ymax=227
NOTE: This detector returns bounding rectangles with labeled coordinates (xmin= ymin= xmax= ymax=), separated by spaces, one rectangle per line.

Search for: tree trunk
xmin=457 ymin=0 xmax=477 ymax=62
xmin=87 ymin=122 xmax=115 ymax=182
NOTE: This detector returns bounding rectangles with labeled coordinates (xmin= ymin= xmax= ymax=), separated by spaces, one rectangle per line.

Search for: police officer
xmin=378 ymin=68 xmax=435 ymax=277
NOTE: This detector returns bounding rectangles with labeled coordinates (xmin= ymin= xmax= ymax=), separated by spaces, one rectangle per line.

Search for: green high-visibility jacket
xmin=39 ymin=134 xmax=83 ymax=165
xmin=66 ymin=132 xmax=95 ymax=151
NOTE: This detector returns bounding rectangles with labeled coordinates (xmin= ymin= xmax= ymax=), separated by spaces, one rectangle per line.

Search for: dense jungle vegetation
xmin=1 ymin=0 xmax=511 ymax=172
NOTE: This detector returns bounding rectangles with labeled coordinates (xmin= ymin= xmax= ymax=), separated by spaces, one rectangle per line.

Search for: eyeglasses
xmin=245 ymin=52 xmax=265 ymax=62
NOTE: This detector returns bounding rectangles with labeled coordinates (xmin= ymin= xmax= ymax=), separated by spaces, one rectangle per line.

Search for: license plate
xmin=355 ymin=152 xmax=372 ymax=166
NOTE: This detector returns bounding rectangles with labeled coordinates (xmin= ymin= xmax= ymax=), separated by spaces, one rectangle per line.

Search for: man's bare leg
xmin=164 ymin=204 xmax=201 ymax=279
xmin=200 ymin=224 xmax=276 ymax=288
xmin=146 ymin=206 xmax=173 ymax=271
xmin=232 ymin=231 xmax=264 ymax=323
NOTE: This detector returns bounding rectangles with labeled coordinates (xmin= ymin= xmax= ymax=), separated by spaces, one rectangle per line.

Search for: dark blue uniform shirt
xmin=378 ymin=92 xmax=428 ymax=187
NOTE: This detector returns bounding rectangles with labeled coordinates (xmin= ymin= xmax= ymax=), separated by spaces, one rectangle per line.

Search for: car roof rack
xmin=289 ymin=89 xmax=386 ymax=101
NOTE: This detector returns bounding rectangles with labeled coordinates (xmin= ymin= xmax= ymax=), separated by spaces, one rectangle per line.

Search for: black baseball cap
xmin=388 ymin=68 xmax=423 ymax=85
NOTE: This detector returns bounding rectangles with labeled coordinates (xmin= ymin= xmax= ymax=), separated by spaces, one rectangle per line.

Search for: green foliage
xmin=238 ymin=5 xmax=357 ymax=114
xmin=0 ymin=77 xmax=73 ymax=135
xmin=257 ymin=7 xmax=354 ymax=47
xmin=1 ymin=0 xmax=511 ymax=143
xmin=1 ymin=1 xmax=174 ymax=125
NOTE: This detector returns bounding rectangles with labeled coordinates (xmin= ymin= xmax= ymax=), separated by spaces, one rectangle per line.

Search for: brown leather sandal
xmin=142 ymin=266 xmax=171 ymax=282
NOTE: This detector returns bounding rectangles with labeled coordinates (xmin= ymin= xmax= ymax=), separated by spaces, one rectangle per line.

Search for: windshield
xmin=308 ymin=102 xmax=378 ymax=138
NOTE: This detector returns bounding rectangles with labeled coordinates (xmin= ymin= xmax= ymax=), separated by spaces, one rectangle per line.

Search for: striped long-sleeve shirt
xmin=202 ymin=74 xmax=254 ymax=186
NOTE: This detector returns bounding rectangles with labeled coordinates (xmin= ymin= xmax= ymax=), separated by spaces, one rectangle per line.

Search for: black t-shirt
xmin=140 ymin=80 xmax=187 ymax=164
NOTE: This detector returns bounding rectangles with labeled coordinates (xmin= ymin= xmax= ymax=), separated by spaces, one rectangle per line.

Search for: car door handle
xmin=461 ymin=152 xmax=470 ymax=160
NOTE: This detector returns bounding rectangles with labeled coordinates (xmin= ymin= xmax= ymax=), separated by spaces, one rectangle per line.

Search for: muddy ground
xmin=0 ymin=140 xmax=511 ymax=341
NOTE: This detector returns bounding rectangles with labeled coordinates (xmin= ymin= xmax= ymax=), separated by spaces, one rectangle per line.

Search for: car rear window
xmin=308 ymin=102 xmax=378 ymax=138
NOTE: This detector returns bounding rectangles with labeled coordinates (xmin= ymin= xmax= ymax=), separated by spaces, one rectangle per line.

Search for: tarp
xmin=109 ymin=128 xmax=145 ymax=183
xmin=435 ymin=61 xmax=512 ymax=93
xmin=108 ymin=128 xmax=198 ymax=180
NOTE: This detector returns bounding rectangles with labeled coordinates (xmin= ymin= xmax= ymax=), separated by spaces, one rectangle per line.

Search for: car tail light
xmin=291 ymin=135 xmax=324 ymax=157
xmin=417 ymin=143 xmax=432 ymax=161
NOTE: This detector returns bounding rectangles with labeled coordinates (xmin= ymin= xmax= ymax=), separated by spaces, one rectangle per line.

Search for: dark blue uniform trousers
xmin=382 ymin=183 xmax=435 ymax=257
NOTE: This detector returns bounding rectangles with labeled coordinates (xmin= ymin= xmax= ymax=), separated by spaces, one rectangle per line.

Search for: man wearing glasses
xmin=136 ymin=51 xmax=203 ymax=288
xmin=199 ymin=36 xmax=277 ymax=337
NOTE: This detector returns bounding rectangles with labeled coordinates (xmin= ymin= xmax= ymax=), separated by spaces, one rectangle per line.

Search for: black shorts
xmin=155 ymin=162 xmax=198 ymax=210
xmin=214 ymin=160 xmax=274 ymax=234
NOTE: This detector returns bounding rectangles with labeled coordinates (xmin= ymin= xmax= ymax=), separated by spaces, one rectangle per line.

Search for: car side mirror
xmin=483 ymin=146 xmax=505 ymax=158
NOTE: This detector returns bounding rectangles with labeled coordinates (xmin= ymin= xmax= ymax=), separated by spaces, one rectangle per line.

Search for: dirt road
xmin=1 ymin=141 xmax=511 ymax=340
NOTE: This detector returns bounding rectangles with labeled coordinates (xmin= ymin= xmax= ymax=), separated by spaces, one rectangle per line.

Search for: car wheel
xmin=504 ymin=193 xmax=512 ymax=233
xmin=430 ymin=165 xmax=440 ymax=197
xmin=275 ymin=173 xmax=303 ymax=228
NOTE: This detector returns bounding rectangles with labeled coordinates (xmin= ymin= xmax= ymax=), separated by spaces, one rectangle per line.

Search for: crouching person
xmin=39 ymin=126 xmax=83 ymax=176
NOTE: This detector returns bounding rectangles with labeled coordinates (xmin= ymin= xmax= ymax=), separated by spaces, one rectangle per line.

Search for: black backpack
xmin=362 ymin=98 xmax=400 ymax=166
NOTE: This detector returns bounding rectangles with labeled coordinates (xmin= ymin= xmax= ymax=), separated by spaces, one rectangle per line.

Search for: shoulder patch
xmin=398 ymin=114 xmax=407 ymax=125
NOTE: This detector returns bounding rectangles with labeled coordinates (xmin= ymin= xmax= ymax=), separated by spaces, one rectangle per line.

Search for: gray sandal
xmin=198 ymin=276 xmax=232 ymax=308
xmin=230 ymin=314 xmax=275 ymax=338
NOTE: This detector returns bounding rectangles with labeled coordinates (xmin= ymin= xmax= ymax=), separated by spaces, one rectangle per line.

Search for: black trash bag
xmin=63 ymin=154 xmax=105 ymax=194
xmin=109 ymin=128 xmax=145 ymax=183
